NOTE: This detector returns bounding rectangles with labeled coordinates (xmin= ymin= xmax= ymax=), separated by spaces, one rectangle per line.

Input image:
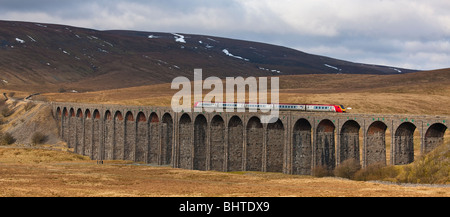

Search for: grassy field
xmin=0 ymin=146 xmax=448 ymax=197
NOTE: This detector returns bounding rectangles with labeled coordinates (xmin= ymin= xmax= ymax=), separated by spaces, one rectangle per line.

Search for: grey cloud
xmin=0 ymin=0 xmax=448 ymax=70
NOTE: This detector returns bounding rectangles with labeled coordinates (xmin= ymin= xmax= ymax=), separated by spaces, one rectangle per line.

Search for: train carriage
xmin=194 ymin=102 xmax=346 ymax=113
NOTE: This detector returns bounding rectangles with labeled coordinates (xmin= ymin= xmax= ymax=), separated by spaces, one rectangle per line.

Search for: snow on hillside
xmin=172 ymin=33 xmax=186 ymax=43
xmin=15 ymin=38 xmax=25 ymax=44
xmin=222 ymin=49 xmax=250 ymax=61
xmin=324 ymin=64 xmax=342 ymax=72
xmin=27 ymin=35 xmax=37 ymax=42
xmin=390 ymin=67 xmax=402 ymax=73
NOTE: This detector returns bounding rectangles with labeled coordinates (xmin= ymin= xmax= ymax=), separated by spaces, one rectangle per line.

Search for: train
xmin=194 ymin=102 xmax=347 ymax=113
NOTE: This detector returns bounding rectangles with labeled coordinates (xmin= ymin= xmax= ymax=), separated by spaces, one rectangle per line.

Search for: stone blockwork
xmin=53 ymin=102 xmax=448 ymax=175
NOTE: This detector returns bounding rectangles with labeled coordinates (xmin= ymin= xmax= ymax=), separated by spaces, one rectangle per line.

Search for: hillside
xmin=0 ymin=20 xmax=418 ymax=92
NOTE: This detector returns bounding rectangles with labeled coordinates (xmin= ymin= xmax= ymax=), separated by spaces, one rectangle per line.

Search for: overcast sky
xmin=1 ymin=0 xmax=449 ymax=70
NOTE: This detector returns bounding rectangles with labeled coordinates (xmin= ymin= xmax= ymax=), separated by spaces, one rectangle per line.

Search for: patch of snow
xmin=2 ymin=80 xmax=8 ymax=84
xmin=27 ymin=35 xmax=36 ymax=42
xmin=148 ymin=35 xmax=160 ymax=39
xmin=173 ymin=65 xmax=180 ymax=69
xmin=98 ymin=48 xmax=108 ymax=53
xmin=61 ymin=49 xmax=70 ymax=55
xmin=205 ymin=44 xmax=213 ymax=49
xmin=103 ymin=41 xmax=113 ymax=47
xmin=324 ymin=64 xmax=342 ymax=71
xmin=75 ymin=34 xmax=81 ymax=39
xmin=198 ymin=40 xmax=203 ymax=44
xmin=259 ymin=67 xmax=281 ymax=73
xmin=157 ymin=60 xmax=168 ymax=65
xmin=35 ymin=23 xmax=47 ymax=28
xmin=390 ymin=67 xmax=402 ymax=73
xmin=207 ymin=37 xmax=219 ymax=43
xmin=222 ymin=49 xmax=250 ymax=61
xmin=172 ymin=33 xmax=186 ymax=43
xmin=15 ymin=38 xmax=25 ymax=44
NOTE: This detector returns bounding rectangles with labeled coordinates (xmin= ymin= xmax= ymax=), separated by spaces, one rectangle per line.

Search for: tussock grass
xmin=0 ymin=148 xmax=89 ymax=164
xmin=396 ymin=142 xmax=450 ymax=184
xmin=331 ymin=142 xmax=450 ymax=184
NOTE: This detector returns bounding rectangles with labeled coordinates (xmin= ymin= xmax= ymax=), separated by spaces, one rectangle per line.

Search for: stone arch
xmin=148 ymin=112 xmax=159 ymax=164
xmin=266 ymin=118 xmax=284 ymax=172
xmin=228 ymin=115 xmax=243 ymax=171
xmin=161 ymin=113 xmax=173 ymax=165
xmin=93 ymin=110 xmax=100 ymax=119
xmin=246 ymin=116 xmax=263 ymax=171
xmin=76 ymin=108 xmax=83 ymax=118
xmin=315 ymin=119 xmax=335 ymax=171
xmin=69 ymin=108 xmax=75 ymax=117
xmin=340 ymin=120 xmax=361 ymax=164
xmin=104 ymin=110 xmax=114 ymax=160
xmin=75 ymin=109 xmax=84 ymax=155
xmin=85 ymin=109 xmax=91 ymax=119
xmin=394 ymin=122 xmax=416 ymax=165
xmin=366 ymin=121 xmax=388 ymax=166
xmin=114 ymin=111 xmax=124 ymax=160
xmin=62 ymin=107 xmax=68 ymax=117
xmin=194 ymin=114 xmax=207 ymax=170
xmin=136 ymin=112 xmax=148 ymax=163
xmin=124 ymin=111 xmax=135 ymax=161
xmin=293 ymin=118 xmax=312 ymax=175
xmin=62 ymin=107 xmax=69 ymax=142
xmin=424 ymin=123 xmax=447 ymax=154
xmin=68 ymin=108 xmax=76 ymax=148
xmin=179 ymin=113 xmax=192 ymax=169
xmin=105 ymin=110 xmax=112 ymax=120
xmin=56 ymin=107 xmax=61 ymax=119
xmin=210 ymin=115 xmax=225 ymax=171
xmin=83 ymin=109 xmax=93 ymax=158
xmin=92 ymin=109 xmax=101 ymax=160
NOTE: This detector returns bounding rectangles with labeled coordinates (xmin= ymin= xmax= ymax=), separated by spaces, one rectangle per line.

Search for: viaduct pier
xmin=52 ymin=102 xmax=448 ymax=175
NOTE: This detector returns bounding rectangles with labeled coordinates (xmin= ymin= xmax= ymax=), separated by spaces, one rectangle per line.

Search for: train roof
xmin=195 ymin=101 xmax=342 ymax=106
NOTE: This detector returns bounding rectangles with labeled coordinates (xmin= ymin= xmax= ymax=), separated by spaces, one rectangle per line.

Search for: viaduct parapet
xmin=52 ymin=102 xmax=448 ymax=175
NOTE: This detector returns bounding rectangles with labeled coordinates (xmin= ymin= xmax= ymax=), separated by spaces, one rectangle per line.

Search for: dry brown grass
xmin=0 ymin=147 xmax=448 ymax=197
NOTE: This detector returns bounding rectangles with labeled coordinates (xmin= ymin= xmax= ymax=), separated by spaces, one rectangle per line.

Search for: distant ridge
xmin=0 ymin=20 xmax=419 ymax=92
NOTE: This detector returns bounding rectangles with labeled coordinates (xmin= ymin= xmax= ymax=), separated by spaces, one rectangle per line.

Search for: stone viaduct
xmin=52 ymin=102 xmax=448 ymax=175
